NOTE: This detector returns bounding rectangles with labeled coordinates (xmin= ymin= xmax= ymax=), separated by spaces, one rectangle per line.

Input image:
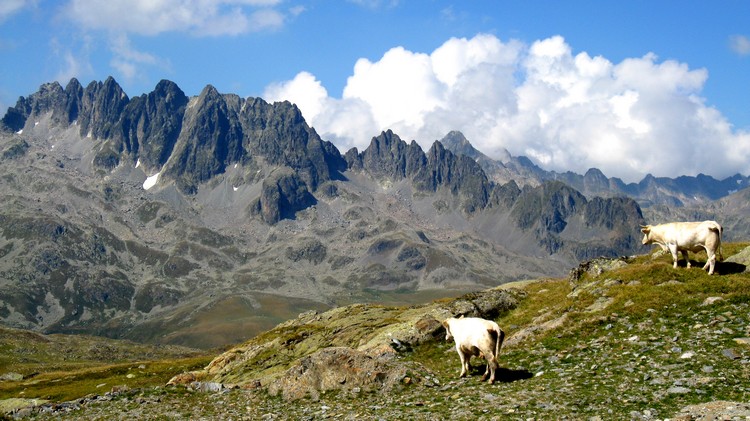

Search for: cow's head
xmin=640 ymin=225 xmax=652 ymax=245
xmin=442 ymin=319 xmax=454 ymax=341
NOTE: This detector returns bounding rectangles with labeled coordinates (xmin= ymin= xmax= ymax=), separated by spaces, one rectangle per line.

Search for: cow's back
xmin=658 ymin=221 xmax=721 ymax=253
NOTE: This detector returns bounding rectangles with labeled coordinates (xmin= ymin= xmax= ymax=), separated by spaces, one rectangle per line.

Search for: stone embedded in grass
xmin=0 ymin=372 xmax=23 ymax=381
xmin=722 ymin=348 xmax=741 ymax=360
xmin=701 ymin=297 xmax=724 ymax=306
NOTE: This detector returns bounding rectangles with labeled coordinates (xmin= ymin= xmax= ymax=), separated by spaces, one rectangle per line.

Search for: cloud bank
xmin=264 ymin=34 xmax=750 ymax=183
xmin=64 ymin=0 xmax=284 ymax=36
xmin=60 ymin=0 xmax=286 ymax=84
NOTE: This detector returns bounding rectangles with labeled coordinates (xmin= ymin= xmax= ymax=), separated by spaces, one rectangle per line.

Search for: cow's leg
xmin=682 ymin=250 xmax=691 ymax=268
xmin=457 ymin=349 xmax=468 ymax=378
xmin=490 ymin=360 xmax=498 ymax=384
xmin=668 ymin=244 xmax=679 ymax=268
xmin=486 ymin=355 xmax=498 ymax=384
xmin=703 ymin=249 xmax=716 ymax=275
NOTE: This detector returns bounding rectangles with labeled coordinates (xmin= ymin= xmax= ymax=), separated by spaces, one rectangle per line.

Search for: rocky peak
xmin=241 ymin=98 xmax=344 ymax=191
xmin=355 ymin=130 xmax=425 ymax=180
xmin=111 ymin=79 xmax=189 ymax=170
xmin=1 ymin=78 xmax=93 ymax=133
xmin=423 ymin=141 xmax=491 ymax=212
xmin=79 ymin=77 xmax=129 ymax=140
xmin=163 ymin=84 xmax=244 ymax=192
xmin=582 ymin=168 xmax=610 ymax=194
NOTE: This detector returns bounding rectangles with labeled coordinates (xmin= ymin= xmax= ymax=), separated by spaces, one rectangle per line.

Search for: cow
xmin=640 ymin=220 xmax=723 ymax=275
xmin=442 ymin=316 xmax=505 ymax=384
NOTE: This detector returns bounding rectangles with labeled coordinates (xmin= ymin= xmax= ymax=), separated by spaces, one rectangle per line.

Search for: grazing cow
xmin=640 ymin=220 xmax=723 ymax=275
xmin=442 ymin=316 xmax=505 ymax=384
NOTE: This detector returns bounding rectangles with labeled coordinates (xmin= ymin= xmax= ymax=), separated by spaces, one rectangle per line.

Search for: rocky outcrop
xmin=170 ymin=287 xmax=524 ymax=399
xmin=251 ymin=168 xmax=317 ymax=224
xmin=266 ymin=346 xmax=425 ymax=401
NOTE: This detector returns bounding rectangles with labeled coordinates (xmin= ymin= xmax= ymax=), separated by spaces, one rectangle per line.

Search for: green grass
xmin=0 ymin=356 xmax=212 ymax=403
xmin=400 ymin=243 xmax=750 ymax=419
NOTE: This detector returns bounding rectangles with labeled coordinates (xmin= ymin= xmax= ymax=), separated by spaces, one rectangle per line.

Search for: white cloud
xmin=730 ymin=35 xmax=750 ymax=56
xmin=59 ymin=0 xmax=286 ymax=86
xmin=347 ymin=0 xmax=400 ymax=9
xmin=0 ymin=0 xmax=29 ymax=22
xmin=63 ymin=0 xmax=284 ymax=36
xmin=108 ymin=33 xmax=169 ymax=83
xmin=264 ymin=71 xmax=328 ymax=122
xmin=264 ymin=33 xmax=750 ymax=183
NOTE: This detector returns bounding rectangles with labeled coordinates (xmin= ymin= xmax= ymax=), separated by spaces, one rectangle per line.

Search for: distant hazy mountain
xmin=440 ymin=130 xmax=750 ymax=208
xmin=1 ymin=77 xmax=722 ymax=349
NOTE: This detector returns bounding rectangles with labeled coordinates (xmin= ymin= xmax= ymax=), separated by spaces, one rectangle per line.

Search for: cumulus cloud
xmin=730 ymin=35 xmax=750 ymax=56
xmin=264 ymin=33 xmax=750 ymax=183
xmin=63 ymin=0 xmax=285 ymax=36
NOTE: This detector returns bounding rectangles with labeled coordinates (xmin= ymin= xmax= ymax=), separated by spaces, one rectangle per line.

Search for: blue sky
xmin=1 ymin=0 xmax=749 ymax=182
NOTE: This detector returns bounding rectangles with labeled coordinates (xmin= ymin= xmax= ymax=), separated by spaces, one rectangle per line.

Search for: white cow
xmin=442 ymin=316 xmax=505 ymax=384
xmin=640 ymin=220 xmax=723 ymax=275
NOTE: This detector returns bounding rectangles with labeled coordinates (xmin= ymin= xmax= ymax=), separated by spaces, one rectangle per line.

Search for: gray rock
xmin=0 ymin=372 xmax=23 ymax=381
xmin=722 ymin=348 xmax=741 ymax=360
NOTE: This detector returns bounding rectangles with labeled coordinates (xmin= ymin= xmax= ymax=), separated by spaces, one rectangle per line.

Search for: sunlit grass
xmin=0 ymin=355 xmax=212 ymax=403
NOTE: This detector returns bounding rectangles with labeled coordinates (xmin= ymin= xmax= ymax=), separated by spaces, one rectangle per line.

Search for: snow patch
xmin=233 ymin=186 xmax=239 ymax=192
xmin=16 ymin=129 xmax=23 ymax=134
xmin=143 ymin=172 xmax=160 ymax=190
xmin=234 ymin=163 xmax=238 ymax=169
xmin=135 ymin=159 xmax=141 ymax=169
xmin=34 ymin=121 xmax=39 ymax=126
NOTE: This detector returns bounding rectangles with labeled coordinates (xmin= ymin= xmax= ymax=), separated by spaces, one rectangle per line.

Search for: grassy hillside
xmin=2 ymin=243 xmax=750 ymax=419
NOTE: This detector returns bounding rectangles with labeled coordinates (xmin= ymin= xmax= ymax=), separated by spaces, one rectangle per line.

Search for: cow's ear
xmin=640 ymin=226 xmax=650 ymax=234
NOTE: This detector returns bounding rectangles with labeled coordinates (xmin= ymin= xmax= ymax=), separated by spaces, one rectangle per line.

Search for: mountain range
xmin=0 ymin=77 xmax=747 ymax=349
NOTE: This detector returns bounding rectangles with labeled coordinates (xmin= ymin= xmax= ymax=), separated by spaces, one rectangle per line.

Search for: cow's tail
xmin=494 ymin=326 xmax=505 ymax=363
xmin=710 ymin=223 xmax=724 ymax=261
